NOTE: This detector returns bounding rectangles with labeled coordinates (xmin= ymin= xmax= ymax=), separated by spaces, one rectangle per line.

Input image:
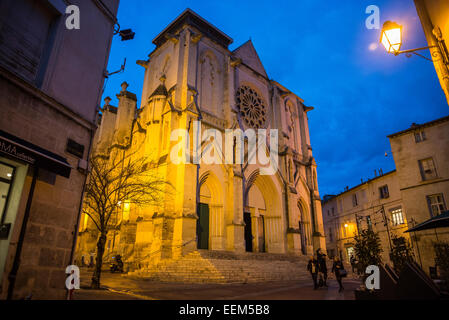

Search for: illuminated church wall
xmin=75 ymin=9 xmax=326 ymax=269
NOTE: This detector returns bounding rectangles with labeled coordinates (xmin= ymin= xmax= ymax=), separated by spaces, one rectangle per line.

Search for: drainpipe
xmin=7 ymin=166 xmax=39 ymax=300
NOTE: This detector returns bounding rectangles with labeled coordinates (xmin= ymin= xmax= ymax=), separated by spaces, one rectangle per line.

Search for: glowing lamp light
xmin=344 ymin=224 xmax=349 ymax=228
xmin=124 ymin=202 xmax=130 ymax=211
xmin=380 ymin=21 xmax=402 ymax=54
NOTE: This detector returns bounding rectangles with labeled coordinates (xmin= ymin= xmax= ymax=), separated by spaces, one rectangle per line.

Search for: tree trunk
xmin=91 ymin=233 xmax=107 ymax=289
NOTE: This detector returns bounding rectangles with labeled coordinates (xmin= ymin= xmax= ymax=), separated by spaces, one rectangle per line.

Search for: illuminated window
xmin=83 ymin=213 xmax=89 ymax=230
xmin=0 ymin=162 xmax=15 ymax=222
xmin=123 ymin=201 xmax=130 ymax=221
xmin=427 ymin=194 xmax=446 ymax=217
xmin=390 ymin=207 xmax=404 ymax=226
xmin=346 ymin=247 xmax=354 ymax=263
xmin=419 ymin=158 xmax=437 ymax=180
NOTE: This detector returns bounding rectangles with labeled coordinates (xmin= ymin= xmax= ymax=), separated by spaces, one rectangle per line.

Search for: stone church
xmin=76 ymin=9 xmax=326 ymax=278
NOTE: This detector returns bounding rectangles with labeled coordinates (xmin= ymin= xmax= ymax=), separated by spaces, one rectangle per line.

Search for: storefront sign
xmin=0 ymin=130 xmax=71 ymax=178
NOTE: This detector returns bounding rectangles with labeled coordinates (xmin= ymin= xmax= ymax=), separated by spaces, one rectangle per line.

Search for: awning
xmin=405 ymin=211 xmax=449 ymax=233
xmin=0 ymin=130 xmax=71 ymax=178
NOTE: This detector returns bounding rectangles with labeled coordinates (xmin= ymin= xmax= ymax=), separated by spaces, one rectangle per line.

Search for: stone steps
xmin=128 ymin=250 xmax=311 ymax=283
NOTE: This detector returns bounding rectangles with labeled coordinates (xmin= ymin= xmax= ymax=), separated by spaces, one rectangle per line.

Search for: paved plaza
xmin=74 ymin=269 xmax=361 ymax=300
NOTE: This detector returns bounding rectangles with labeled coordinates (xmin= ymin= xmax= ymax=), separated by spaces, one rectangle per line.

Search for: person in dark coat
xmin=332 ymin=256 xmax=345 ymax=292
xmin=307 ymin=255 xmax=319 ymax=290
xmin=316 ymin=248 xmax=328 ymax=287
xmin=350 ymin=255 xmax=356 ymax=273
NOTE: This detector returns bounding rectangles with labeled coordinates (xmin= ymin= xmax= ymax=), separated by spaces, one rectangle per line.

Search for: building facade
xmin=322 ymin=170 xmax=410 ymax=265
xmin=414 ymin=0 xmax=449 ymax=106
xmin=76 ymin=9 xmax=326 ymax=272
xmin=0 ymin=0 xmax=118 ymax=299
xmin=388 ymin=115 xmax=449 ymax=274
xmin=323 ymin=115 xmax=449 ymax=275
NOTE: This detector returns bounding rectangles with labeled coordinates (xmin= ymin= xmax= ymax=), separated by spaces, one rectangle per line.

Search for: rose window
xmin=236 ymin=85 xmax=267 ymax=129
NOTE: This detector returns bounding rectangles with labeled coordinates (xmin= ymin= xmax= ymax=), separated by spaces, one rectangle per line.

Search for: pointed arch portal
xmin=244 ymin=170 xmax=284 ymax=253
xmin=198 ymin=171 xmax=224 ymax=250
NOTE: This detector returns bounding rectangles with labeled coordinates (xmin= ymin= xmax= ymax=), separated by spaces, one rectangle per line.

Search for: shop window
xmin=0 ymin=162 xmax=15 ymax=222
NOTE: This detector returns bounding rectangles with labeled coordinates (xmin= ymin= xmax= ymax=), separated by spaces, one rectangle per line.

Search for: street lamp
xmin=380 ymin=20 xmax=436 ymax=61
xmin=380 ymin=21 xmax=402 ymax=54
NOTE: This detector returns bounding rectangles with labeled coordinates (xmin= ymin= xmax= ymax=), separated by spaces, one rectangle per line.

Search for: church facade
xmin=76 ymin=9 xmax=326 ymax=270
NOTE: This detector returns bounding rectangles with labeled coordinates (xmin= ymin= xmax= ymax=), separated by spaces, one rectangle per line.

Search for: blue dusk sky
xmin=101 ymin=0 xmax=448 ymax=197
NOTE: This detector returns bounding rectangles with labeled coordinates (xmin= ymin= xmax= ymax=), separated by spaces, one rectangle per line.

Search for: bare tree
xmin=82 ymin=148 xmax=169 ymax=289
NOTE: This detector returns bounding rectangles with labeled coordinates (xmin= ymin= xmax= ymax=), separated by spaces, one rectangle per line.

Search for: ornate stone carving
xmin=236 ymin=85 xmax=267 ymax=129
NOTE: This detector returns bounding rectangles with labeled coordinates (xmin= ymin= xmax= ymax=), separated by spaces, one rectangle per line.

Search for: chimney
xmin=379 ymin=168 xmax=383 ymax=175
xmin=374 ymin=169 xmax=377 ymax=177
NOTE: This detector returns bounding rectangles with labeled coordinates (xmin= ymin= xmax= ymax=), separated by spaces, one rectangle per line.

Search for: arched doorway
xmin=298 ymin=199 xmax=312 ymax=255
xmin=247 ymin=183 xmax=266 ymax=252
xmin=244 ymin=170 xmax=284 ymax=253
xmin=198 ymin=171 xmax=224 ymax=250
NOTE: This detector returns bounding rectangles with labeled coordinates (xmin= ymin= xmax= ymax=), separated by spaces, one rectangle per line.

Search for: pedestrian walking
xmin=307 ymin=255 xmax=319 ymax=290
xmin=316 ymin=248 xmax=328 ymax=287
xmin=332 ymin=256 xmax=347 ymax=292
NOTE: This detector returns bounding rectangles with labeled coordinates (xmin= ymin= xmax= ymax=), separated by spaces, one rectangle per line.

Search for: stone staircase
xmin=128 ymin=250 xmax=311 ymax=283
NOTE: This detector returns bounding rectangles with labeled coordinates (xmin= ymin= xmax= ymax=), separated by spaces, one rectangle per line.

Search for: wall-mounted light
xmin=118 ymin=29 xmax=135 ymax=41
xmin=380 ymin=20 xmax=439 ymax=61
xmin=380 ymin=21 xmax=402 ymax=54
